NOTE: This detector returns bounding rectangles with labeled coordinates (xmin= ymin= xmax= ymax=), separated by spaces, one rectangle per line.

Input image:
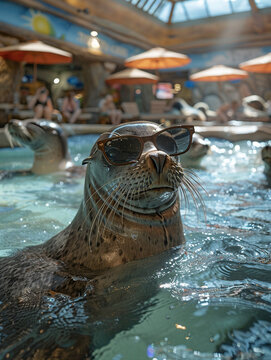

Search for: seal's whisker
xmin=87 ymin=171 xmax=134 ymax=237
xmin=121 ymin=186 xmax=137 ymax=225
xmin=99 ymin=184 xmax=129 ymax=239
xmin=114 ymin=186 xmax=132 ymax=229
xmin=106 ymin=186 xmax=131 ymax=233
xmin=91 ymin=183 xmax=124 ymax=245
xmin=179 ymin=183 xmax=190 ymax=212
xmin=89 ymin=186 xmax=122 ymax=246
xmin=87 ymin=175 xmax=125 ymax=201
xmin=182 ymin=177 xmax=203 ymax=209
xmin=182 ymin=175 xmax=206 ymax=222
xmin=119 ymin=171 xmax=140 ymax=225
xmin=182 ymin=168 xmax=205 ymax=198
xmin=138 ymin=170 xmax=150 ymax=199
xmin=95 ymin=179 xmax=132 ymax=239
xmin=183 ymin=175 xmax=205 ymax=209
xmin=105 ymin=181 xmax=137 ymax=235
xmin=182 ymin=178 xmax=200 ymax=210
xmin=183 ymin=168 xmax=208 ymax=195
xmin=80 ymin=176 xmax=125 ymax=234
xmin=114 ymin=166 xmax=146 ymax=223
xmin=100 ymin=189 xmax=126 ymax=238
xmin=81 ymin=175 xmax=125 ymax=224
xmin=179 ymin=182 xmax=198 ymax=222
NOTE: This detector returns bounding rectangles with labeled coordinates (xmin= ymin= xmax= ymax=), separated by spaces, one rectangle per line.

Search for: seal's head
xmin=83 ymin=122 xmax=195 ymax=213
xmin=262 ymin=145 xmax=271 ymax=179
xmin=179 ymin=133 xmax=210 ymax=168
xmin=8 ymin=119 xmax=73 ymax=174
xmin=44 ymin=122 xmax=202 ymax=270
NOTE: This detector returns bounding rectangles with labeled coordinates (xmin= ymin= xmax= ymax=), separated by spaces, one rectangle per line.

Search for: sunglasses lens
xmin=156 ymin=127 xmax=191 ymax=155
xmin=104 ymin=137 xmax=141 ymax=164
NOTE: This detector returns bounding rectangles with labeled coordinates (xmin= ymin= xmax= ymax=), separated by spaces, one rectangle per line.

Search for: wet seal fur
xmin=0 ymin=121 xmax=204 ymax=359
xmin=0 ymin=122 xmax=203 ymax=302
xmin=180 ymin=133 xmax=210 ymax=168
xmin=1 ymin=119 xmax=83 ymax=178
xmin=262 ymin=145 xmax=271 ymax=183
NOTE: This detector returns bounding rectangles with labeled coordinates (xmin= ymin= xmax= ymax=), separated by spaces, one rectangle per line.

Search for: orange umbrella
xmin=124 ymin=47 xmax=190 ymax=70
xmin=106 ymin=68 xmax=159 ymax=85
xmin=190 ymin=65 xmax=248 ymax=82
xmin=239 ymin=52 xmax=271 ymax=73
xmin=0 ymin=41 xmax=72 ymax=80
xmin=0 ymin=41 xmax=72 ymax=63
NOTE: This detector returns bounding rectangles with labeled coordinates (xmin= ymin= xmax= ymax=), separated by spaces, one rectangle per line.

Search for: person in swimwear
xmin=61 ymin=90 xmax=82 ymax=123
xmin=98 ymin=94 xmax=122 ymax=125
xmin=29 ymin=87 xmax=53 ymax=120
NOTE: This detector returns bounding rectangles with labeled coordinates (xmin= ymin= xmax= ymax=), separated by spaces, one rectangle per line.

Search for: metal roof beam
xmin=146 ymin=0 xmax=159 ymax=12
xmin=152 ymin=0 xmax=165 ymax=16
xmin=168 ymin=1 xmax=175 ymax=24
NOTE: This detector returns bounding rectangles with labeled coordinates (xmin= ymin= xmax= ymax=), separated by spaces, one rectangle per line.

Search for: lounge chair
xmin=121 ymin=101 xmax=186 ymax=124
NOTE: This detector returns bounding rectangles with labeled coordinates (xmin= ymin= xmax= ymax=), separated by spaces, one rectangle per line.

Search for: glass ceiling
xmin=124 ymin=0 xmax=271 ymax=24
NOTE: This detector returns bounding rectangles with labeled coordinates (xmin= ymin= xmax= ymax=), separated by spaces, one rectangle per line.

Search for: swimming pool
xmin=0 ymin=134 xmax=270 ymax=359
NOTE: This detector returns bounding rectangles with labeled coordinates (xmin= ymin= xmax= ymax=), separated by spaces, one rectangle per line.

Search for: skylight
xmin=124 ymin=0 xmax=271 ymax=24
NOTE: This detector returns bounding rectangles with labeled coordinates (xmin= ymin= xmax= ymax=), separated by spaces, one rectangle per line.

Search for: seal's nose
xmin=149 ymin=151 xmax=167 ymax=174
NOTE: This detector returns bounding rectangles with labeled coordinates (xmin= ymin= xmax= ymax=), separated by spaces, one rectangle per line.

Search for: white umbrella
xmin=106 ymin=68 xmax=159 ymax=85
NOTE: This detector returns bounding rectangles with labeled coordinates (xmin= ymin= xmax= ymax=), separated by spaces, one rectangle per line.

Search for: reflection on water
xmin=0 ymin=136 xmax=270 ymax=359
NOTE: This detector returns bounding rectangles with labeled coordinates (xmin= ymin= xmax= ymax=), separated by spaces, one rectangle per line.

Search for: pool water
xmin=0 ymin=135 xmax=270 ymax=359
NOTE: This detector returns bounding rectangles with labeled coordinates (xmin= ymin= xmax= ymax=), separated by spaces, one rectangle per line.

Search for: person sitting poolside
xmin=61 ymin=91 xmax=82 ymax=123
xmin=216 ymin=100 xmax=240 ymax=123
xmin=28 ymin=86 xmax=53 ymax=120
xmin=98 ymin=94 xmax=122 ymax=125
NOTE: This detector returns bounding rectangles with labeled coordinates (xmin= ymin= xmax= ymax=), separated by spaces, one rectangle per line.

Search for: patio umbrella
xmin=190 ymin=65 xmax=248 ymax=82
xmin=0 ymin=41 xmax=72 ymax=80
xmin=124 ymin=47 xmax=191 ymax=70
xmin=106 ymin=68 xmax=159 ymax=85
xmin=106 ymin=68 xmax=159 ymax=101
xmin=239 ymin=52 xmax=271 ymax=73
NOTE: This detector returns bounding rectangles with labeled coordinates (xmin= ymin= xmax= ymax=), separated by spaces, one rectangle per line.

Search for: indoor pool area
xmin=1 ymin=1 xmax=271 ymax=359
xmin=0 ymin=133 xmax=270 ymax=359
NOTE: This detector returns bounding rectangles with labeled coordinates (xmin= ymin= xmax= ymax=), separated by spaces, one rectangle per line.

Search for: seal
xmin=0 ymin=121 xmax=202 ymax=303
xmin=261 ymin=145 xmax=271 ymax=182
xmin=194 ymin=102 xmax=216 ymax=121
xmin=180 ymin=133 xmax=210 ymax=168
xmin=171 ymin=98 xmax=206 ymax=122
xmin=3 ymin=119 xmax=80 ymax=176
xmin=0 ymin=122 xmax=204 ymax=359
xmin=242 ymin=95 xmax=269 ymax=118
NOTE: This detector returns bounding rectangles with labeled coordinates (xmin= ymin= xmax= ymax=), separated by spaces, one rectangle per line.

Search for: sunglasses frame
xmin=95 ymin=125 xmax=195 ymax=166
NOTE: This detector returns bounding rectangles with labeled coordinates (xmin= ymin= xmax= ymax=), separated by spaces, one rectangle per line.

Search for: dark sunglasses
xmin=83 ymin=125 xmax=195 ymax=166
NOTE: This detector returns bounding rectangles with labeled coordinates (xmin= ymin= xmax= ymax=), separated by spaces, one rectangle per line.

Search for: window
xmin=155 ymin=1 xmax=172 ymax=22
xmin=123 ymin=0 xmax=271 ymax=24
xmin=183 ymin=0 xmax=208 ymax=20
xmin=171 ymin=2 xmax=187 ymax=23
xmin=206 ymin=0 xmax=231 ymax=17
xmin=254 ymin=0 xmax=271 ymax=9
xmin=231 ymin=0 xmax=251 ymax=13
